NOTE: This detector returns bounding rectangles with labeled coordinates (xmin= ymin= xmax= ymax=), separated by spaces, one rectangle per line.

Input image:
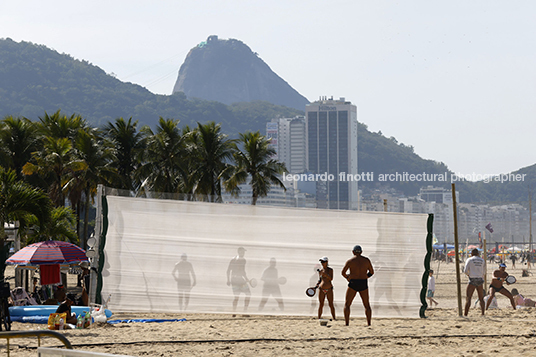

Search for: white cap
xmin=319 ymin=256 xmax=328 ymax=262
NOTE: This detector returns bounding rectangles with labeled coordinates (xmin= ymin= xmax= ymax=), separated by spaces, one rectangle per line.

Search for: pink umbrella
xmin=5 ymin=240 xmax=88 ymax=266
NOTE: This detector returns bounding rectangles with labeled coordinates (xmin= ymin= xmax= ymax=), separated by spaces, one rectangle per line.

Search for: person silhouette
xmin=226 ymin=247 xmax=251 ymax=311
xmin=258 ymin=258 xmax=284 ymax=311
xmin=172 ymin=253 xmax=196 ymax=310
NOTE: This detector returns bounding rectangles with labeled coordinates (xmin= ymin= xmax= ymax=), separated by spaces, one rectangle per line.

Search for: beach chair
xmin=10 ymin=287 xmax=38 ymax=306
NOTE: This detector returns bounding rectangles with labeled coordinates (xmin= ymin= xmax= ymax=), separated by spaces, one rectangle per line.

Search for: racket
xmin=249 ymin=278 xmax=257 ymax=288
xmin=305 ymin=287 xmax=317 ymax=297
xmin=505 ymin=276 xmax=516 ymax=284
xmin=278 ymin=277 xmax=287 ymax=285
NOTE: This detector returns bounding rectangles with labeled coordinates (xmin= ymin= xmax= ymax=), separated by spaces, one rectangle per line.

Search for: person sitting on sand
xmin=55 ymin=297 xmax=77 ymax=325
xmin=486 ymin=263 xmax=516 ymax=310
xmin=511 ymin=288 xmax=536 ymax=307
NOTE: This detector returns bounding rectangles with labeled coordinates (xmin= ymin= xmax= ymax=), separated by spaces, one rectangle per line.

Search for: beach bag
xmin=47 ymin=312 xmax=67 ymax=330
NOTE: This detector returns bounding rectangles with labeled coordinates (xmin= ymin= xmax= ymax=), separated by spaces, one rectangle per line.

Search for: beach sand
xmin=3 ymin=262 xmax=536 ymax=356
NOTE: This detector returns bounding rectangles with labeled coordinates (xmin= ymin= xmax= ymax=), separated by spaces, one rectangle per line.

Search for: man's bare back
xmin=341 ymin=245 xmax=374 ymax=326
xmin=342 ymin=255 xmax=373 ymax=280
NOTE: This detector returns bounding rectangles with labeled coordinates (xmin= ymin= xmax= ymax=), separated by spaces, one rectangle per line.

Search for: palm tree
xmin=71 ymin=129 xmax=117 ymax=248
xmin=0 ymin=116 xmax=39 ymax=180
xmin=136 ymin=118 xmax=187 ymax=196
xmin=189 ymin=122 xmax=236 ymax=202
xmin=22 ymin=136 xmax=87 ymax=207
xmin=38 ymin=110 xmax=90 ymax=141
xmin=0 ymin=167 xmax=51 ymax=279
xmin=23 ymin=111 xmax=91 ymax=207
xmin=103 ymin=117 xmax=144 ymax=191
xmin=226 ymin=131 xmax=287 ymax=205
xmin=21 ymin=206 xmax=77 ymax=245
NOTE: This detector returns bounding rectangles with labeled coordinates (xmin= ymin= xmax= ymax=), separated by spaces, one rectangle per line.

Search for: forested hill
xmin=0 ymin=38 xmax=302 ymax=134
xmin=1 ymin=38 xmax=534 ymax=203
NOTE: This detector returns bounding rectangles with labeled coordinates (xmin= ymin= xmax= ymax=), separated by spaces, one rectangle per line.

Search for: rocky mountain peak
xmin=172 ymin=36 xmax=309 ymax=110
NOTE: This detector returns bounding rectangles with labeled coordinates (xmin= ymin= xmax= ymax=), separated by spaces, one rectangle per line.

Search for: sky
xmin=2 ymin=1 xmax=535 ymax=178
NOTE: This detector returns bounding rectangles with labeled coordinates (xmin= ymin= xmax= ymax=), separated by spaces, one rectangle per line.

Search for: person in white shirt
xmin=427 ymin=270 xmax=438 ymax=307
xmin=464 ymin=248 xmax=486 ymax=316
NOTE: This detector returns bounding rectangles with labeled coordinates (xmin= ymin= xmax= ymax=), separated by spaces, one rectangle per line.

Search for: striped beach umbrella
xmin=5 ymin=240 xmax=88 ymax=266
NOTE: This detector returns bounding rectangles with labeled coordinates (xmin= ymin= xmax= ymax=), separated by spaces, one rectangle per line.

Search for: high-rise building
xmin=266 ymin=116 xmax=306 ymax=174
xmin=305 ymin=97 xmax=358 ymax=210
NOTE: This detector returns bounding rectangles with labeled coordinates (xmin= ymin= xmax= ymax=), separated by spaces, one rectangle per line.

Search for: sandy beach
xmin=2 ymin=262 xmax=536 ymax=356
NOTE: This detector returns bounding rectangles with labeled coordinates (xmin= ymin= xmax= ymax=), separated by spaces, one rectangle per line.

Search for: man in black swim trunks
xmin=486 ymin=263 xmax=516 ymax=310
xmin=341 ymin=245 xmax=374 ymax=326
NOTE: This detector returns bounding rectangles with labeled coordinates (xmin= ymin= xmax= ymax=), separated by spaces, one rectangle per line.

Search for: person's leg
xmin=499 ymin=289 xmax=516 ymax=309
xmin=184 ymin=291 xmax=191 ymax=310
xmin=344 ymin=288 xmax=357 ymax=326
xmin=476 ymin=285 xmax=485 ymax=315
xmin=359 ymin=289 xmax=372 ymax=326
xmin=276 ymin=298 xmax=284 ymax=311
xmin=326 ymin=289 xmax=336 ymax=320
xmin=317 ymin=290 xmax=326 ymax=319
xmin=232 ymin=294 xmax=239 ymax=311
xmin=178 ymin=291 xmax=184 ymax=310
xmin=485 ymin=288 xmax=495 ymax=310
xmin=244 ymin=292 xmax=250 ymax=311
xmin=258 ymin=297 xmax=268 ymax=311
xmin=81 ymin=287 xmax=88 ymax=307
xmin=464 ymin=284 xmax=476 ymax=316
xmin=525 ymin=298 xmax=536 ymax=307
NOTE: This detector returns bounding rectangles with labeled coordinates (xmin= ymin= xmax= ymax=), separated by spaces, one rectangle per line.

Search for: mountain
xmin=0 ymin=38 xmax=302 ymax=134
xmin=172 ymin=36 xmax=310 ymax=111
xmin=0 ymin=37 xmax=534 ymax=203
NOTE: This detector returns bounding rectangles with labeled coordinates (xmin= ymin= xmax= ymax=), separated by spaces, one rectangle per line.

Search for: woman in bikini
xmin=317 ymin=256 xmax=336 ymax=320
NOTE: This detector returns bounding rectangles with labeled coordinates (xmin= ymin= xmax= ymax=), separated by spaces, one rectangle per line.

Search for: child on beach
xmin=427 ymin=270 xmax=438 ymax=307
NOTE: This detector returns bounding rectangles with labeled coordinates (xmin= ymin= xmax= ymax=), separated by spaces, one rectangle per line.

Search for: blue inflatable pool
xmin=9 ymin=305 xmax=112 ymax=318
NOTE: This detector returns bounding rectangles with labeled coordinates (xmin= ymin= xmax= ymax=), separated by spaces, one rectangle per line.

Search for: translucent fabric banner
xmin=99 ymin=194 xmax=430 ymax=318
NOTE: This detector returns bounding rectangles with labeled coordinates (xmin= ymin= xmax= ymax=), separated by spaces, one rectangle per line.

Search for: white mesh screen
xmin=100 ymin=195 xmax=429 ymax=317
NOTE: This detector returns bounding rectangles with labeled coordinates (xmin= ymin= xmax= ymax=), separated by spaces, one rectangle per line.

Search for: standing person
xmin=486 ymin=263 xmax=516 ymax=310
xmin=341 ymin=245 xmax=374 ymax=326
xmin=510 ymin=254 xmax=517 ymax=269
xmin=226 ymin=247 xmax=251 ymax=311
xmin=258 ymin=258 xmax=284 ymax=311
xmin=427 ymin=270 xmax=438 ymax=307
xmin=316 ymin=257 xmax=336 ymax=320
xmin=77 ymin=262 xmax=90 ymax=306
xmin=464 ymin=248 xmax=486 ymax=316
xmin=172 ymin=253 xmax=196 ymax=310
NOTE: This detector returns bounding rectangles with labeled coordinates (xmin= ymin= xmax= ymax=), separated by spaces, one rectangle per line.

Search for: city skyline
xmin=2 ymin=1 xmax=535 ymax=177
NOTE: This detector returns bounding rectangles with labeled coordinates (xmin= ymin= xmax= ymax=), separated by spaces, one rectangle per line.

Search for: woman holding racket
xmin=486 ymin=263 xmax=516 ymax=310
xmin=317 ymin=257 xmax=336 ymax=320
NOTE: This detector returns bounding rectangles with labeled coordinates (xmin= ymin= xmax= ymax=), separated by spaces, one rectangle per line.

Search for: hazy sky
xmin=2 ymin=1 xmax=535 ymax=177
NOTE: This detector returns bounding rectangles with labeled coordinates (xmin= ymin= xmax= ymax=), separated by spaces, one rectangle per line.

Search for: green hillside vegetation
xmin=0 ymin=39 xmax=302 ymax=135
xmin=1 ymin=38 xmax=534 ymax=204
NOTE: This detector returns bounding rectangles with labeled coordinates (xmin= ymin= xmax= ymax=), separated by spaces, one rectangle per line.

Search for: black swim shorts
xmin=348 ymin=279 xmax=368 ymax=292
xmin=489 ymin=284 xmax=503 ymax=292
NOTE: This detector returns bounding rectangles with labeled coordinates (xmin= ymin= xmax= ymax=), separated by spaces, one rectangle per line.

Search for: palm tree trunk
xmin=76 ymin=200 xmax=82 ymax=244
xmin=83 ymin=185 xmax=90 ymax=250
